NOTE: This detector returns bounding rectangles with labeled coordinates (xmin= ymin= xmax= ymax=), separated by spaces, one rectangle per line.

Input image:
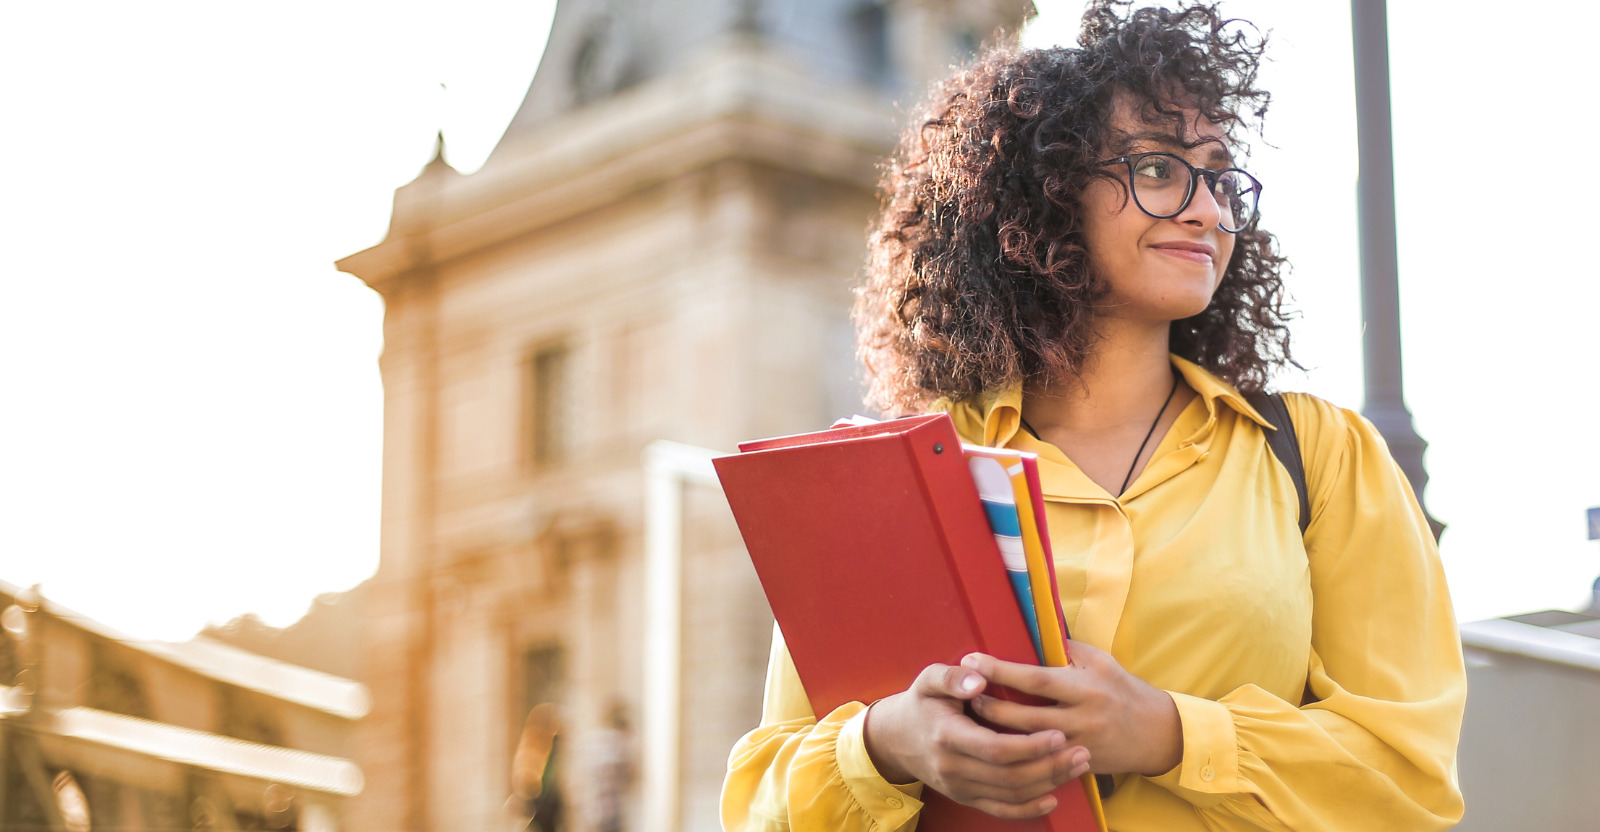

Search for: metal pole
xmin=1351 ymin=0 xmax=1443 ymax=540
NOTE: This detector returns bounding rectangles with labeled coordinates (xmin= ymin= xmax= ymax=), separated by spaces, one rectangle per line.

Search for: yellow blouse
xmin=722 ymin=357 xmax=1466 ymax=832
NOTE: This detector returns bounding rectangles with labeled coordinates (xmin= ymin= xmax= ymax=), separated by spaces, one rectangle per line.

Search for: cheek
xmin=1215 ymin=236 xmax=1238 ymax=281
xmin=1080 ymin=180 xmax=1134 ymax=230
xmin=1080 ymin=187 xmax=1142 ymax=263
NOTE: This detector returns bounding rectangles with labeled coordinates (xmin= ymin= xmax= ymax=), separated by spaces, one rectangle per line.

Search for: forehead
xmin=1107 ymin=93 xmax=1233 ymax=163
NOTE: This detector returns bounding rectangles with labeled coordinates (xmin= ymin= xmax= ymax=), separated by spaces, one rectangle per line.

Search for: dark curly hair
xmin=855 ymin=0 xmax=1295 ymax=414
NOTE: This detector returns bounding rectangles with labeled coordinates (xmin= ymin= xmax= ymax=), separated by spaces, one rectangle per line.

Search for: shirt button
xmin=1200 ymin=765 xmax=1215 ymax=782
xmin=886 ymin=797 xmax=903 ymax=809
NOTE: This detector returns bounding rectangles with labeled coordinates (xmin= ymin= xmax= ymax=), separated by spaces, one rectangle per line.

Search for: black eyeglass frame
xmin=1096 ymin=151 xmax=1263 ymax=233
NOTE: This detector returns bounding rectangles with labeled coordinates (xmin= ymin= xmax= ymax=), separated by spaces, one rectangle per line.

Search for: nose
xmin=1174 ymin=173 xmax=1225 ymax=229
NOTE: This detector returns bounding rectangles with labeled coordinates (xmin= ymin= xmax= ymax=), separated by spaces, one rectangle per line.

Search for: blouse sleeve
xmin=722 ymin=624 xmax=928 ymax=832
xmin=1145 ymin=395 xmax=1466 ymax=831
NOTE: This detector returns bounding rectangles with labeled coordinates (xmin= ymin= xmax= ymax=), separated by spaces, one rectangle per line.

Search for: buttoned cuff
xmin=836 ymin=705 xmax=925 ymax=822
xmin=1145 ymin=691 xmax=1240 ymax=809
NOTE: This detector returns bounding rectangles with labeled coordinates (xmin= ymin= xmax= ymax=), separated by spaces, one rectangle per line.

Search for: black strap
xmin=1243 ymin=391 xmax=1311 ymax=536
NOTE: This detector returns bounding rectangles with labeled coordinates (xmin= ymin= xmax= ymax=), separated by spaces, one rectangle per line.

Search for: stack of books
xmin=715 ymin=413 xmax=1106 ymax=832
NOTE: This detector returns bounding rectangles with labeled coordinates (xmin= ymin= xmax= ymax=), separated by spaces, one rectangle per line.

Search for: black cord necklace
xmin=1019 ymin=372 xmax=1181 ymax=496
xmin=1118 ymin=373 xmax=1180 ymax=494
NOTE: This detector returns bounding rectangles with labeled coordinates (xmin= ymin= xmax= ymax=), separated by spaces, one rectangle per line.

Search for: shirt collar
xmin=938 ymin=354 xmax=1275 ymax=448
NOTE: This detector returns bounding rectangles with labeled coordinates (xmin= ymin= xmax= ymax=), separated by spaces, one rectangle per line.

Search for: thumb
xmin=914 ymin=662 xmax=987 ymax=701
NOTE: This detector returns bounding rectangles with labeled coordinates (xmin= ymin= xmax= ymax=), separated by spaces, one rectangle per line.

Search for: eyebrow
xmin=1122 ymin=131 xmax=1234 ymax=167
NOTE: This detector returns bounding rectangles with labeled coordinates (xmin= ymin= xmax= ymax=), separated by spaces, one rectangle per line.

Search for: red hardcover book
xmin=714 ymin=413 xmax=1104 ymax=831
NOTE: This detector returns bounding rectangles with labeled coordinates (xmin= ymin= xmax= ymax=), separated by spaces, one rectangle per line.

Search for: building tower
xmin=337 ymin=2 xmax=1032 ymax=830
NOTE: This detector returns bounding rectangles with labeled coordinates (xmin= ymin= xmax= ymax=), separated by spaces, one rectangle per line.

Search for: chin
xmin=1168 ymin=305 xmax=1213 ymax=325
xmin=1173 ymin=292 xmax=1217 ymax=320
xmin=1152 ymin=284 xmax=1220 ymax=322
xmin=1102 ymin=267 xmax=1223 ymax=323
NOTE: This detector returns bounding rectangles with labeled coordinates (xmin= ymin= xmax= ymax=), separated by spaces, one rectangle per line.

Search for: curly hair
xmin=855 ymin=0 xmax=1296 ymax=415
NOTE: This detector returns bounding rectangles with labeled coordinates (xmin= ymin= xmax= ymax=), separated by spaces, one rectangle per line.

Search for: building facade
xmin=0 ymin=581 xmax=366 ymax=831
xmin=336 ymin=2 xmax=1031 ymax=830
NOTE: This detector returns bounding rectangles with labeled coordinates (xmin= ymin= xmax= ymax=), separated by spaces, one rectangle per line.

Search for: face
xmin=1079 ymin=96 xmax=1239 ymax=326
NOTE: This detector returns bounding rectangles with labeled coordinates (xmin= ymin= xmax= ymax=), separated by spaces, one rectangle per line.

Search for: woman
xmin=722 ymin=2 xmax=1465 ymax=830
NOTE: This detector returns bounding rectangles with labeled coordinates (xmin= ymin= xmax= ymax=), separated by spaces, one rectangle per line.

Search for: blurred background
xmin=2 ymin=0 xmax=1597 ymax=829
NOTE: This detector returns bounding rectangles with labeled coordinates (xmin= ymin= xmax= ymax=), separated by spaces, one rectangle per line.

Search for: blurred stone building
xmin=0 ymin=581 xmax=366 ymax=831
xmin=336 ymin=1 xmax=1031 ymax=830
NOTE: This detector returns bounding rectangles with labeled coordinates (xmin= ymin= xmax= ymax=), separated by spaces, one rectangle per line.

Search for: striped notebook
xmin=962 ymin=446 xmax=1072 ymax=666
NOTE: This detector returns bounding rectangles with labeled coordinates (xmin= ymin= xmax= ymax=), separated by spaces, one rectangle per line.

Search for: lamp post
xmin=1350 ymin=0 xmax=1443 ymax=540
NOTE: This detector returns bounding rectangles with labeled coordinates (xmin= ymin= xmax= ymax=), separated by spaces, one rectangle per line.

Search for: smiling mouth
xmin=1151 ymin=246 xmax=1214 ymax=264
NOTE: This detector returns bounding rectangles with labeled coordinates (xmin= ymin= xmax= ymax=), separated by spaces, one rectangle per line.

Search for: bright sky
xmin=2 ymin=0 xmax=1595 ymax=641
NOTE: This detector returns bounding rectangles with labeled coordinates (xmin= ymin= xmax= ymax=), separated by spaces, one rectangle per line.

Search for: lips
xmin=1150 ymin=241 xmax=1217 ymax=264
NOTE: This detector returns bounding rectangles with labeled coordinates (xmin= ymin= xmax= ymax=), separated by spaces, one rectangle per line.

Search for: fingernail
xmin=1073 ymin=749 xmax=1090 ymax=768
xmin=1048 ymin=731 xmax=1066 ymax=749
xmin=960 ymin=654 xmax=981 ymax=669
xmin=1040 ymin=796 xmax=1058 ymax=813
xmin=960 ymin=674 xmax=981 ymax=693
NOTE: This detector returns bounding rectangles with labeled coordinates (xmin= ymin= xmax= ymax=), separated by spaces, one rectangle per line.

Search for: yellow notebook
xmin=1010 ymin=460 xmax=1070 ymax=667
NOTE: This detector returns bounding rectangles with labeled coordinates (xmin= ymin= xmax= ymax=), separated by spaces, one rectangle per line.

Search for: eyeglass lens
xmin=1128 ymin=153 xmax=1259 ymax=232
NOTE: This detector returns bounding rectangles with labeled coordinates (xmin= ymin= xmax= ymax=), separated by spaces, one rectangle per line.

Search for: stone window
xmin=520 ymin=643 xmax=565 ymax=717
xmin=954 ymin=27 xmax=980 ymax=59
xmin=217 ymin=685 xmax=286 ymax=747
xmin=87 ymin=642 xmax=153 ymax=720
xmin=527 ymin=342 xmax=571 ymax=470
xmin=571 ymin=20 xmax=611 ymax=106
xmin=850 ymin=1 xmax=892 ymax=89
xmin=511 ymin=644 xmax=566 ymax=827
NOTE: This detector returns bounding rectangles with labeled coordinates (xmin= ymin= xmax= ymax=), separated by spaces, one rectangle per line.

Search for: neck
xmin=1023 ymin=319 xmax=1176 ymax=434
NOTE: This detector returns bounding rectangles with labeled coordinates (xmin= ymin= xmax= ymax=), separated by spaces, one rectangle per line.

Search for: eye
xmin=1133 ymin=155 xmax=1174 ymax=181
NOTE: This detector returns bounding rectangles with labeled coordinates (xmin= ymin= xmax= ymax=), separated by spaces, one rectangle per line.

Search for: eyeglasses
xmin=1096 ymin=152 xmax=1262 ymax=233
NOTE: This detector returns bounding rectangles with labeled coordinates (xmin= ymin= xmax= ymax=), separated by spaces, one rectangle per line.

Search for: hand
xmin=863 ymin=662 xmax=1093 ymax=819
xmin=963 ymin=642 xmax=1183 ymax=776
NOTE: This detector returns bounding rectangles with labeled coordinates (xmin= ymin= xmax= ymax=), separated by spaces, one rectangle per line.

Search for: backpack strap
xmin=1243 ymin=391 xmax=1311 ymax=536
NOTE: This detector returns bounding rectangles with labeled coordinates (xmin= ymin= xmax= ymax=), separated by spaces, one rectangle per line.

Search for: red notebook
xmin=714 ymin=413 xmax=1104 ymax=831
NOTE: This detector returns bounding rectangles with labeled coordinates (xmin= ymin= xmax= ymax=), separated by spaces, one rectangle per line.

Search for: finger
xmin=962 ymin=653 xmax=1082 ymax=703
xmin=973 ymin=746 xmax=1091 ymax=794
xmin=967 ymin=792 xmax=1059 ymax=820
xmin=939 ymin=746 xmax=1084 ymax=803
xmin=912 ymin=662 xmax=987 ymax=701
xmin=940 ymin=758 xmax=1056 ymax=803
xmin=1066 ymin=750 xmax=1093 ymax=781
xmin=1065 ymin=639 xmax=1103 ymax=664
xmin=934 ymin=716 xmax=1065 ymax=766
xmin=970 ymin=695 xmax=1078 ymax=737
